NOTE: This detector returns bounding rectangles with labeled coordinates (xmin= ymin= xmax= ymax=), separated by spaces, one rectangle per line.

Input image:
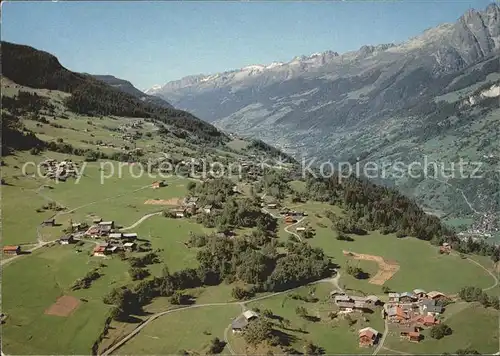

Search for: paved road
xmin=372 ymin=318 xmax=388 ymax=355
xmin=102 ymin=276 xmax=338 ymax=355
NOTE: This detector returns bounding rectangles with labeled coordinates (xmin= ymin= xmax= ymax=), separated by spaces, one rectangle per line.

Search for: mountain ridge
xmin=0 ymin=41 xmax=225 ymax=144
xmin=92 ymin=74 xmax=174 ymax=109
xmin=148 ymin=3 xmax=499 ymax=99
xmin=144 ymin=3 xmax=500 ymax=226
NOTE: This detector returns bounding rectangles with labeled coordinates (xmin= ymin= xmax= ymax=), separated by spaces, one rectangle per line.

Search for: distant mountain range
xmin=92 ymin=74 xmax=174 ymax=109
xmin=146 ymin=3 xmax=500 ymax=222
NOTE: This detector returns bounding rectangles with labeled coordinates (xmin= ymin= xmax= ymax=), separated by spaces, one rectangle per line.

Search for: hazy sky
xmin=1 ymin=0 xmax=495 ymax=90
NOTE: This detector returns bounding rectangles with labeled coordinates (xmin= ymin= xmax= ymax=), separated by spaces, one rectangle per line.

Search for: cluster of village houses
xmin=3 ymin=218 xmax=139 ymax=257
xmin=263 ymin=201 xmax=308 ymax=224
xmin=330 ymin=289 xmax=448 ymax=347
xmin=40 ymin=158 xmax=79 ymax=181
xmin=162 ymin=185 xmax=240 ymax=218
xmin=226 ymin=288 xmax=448 ymax=348
xmin=80 ymin=219 xmax=138 ymax=257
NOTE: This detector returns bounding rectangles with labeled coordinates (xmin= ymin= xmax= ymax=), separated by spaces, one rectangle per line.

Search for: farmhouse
xmin=122 ymin=233 xmax=138 ymax=240
xmin=386 ymin=306 xmax=408 ymax=323
xmin=440 ymin=242 xmax=452 ymax=254
xmin=427 ymin=291 xmax=447 ymax=300
xmin=93 ymin=218 xmax=103 ymax=224
xmin=72 ymin=223 xmax=83 ymax=231
xmin=171 ymin=208 xmax=186 ymax=218
xmin=388 ymin=292 xmax=400 ymax=302
xmin=337 ymin=301 xmax=355 ymax=312
xmin=203 ymin=205 xmax=213 ymax=214
xmin=99 ymin=221 xmax=115 ymax=229
xmin=284 ymin=216 xmax=295 ymax=224
xmin=358 ymin=327 xmax=380 ymax=347
xmin=419 ymin=300 xmax=443 ymax=316
xmin=329 ymin=290 xmax=346 ymax=298
xmin=296 ymin=227 xmax=306 ymax=232
xmin=388 ymin=292 xmax=417 ymax=302
xmin=399 ymin=292 xmax=417 ymax=303
xmin=42 ymin=218 xmax=55 ymax=226
xmin=243 ymin=310 xmax=259 ymax=320
xmin=185 ymin=197 xmax=199 ymax=207
xmin=399 ymin=326 xmax=421 ymax=342
xmin=231 ymin=315 xmax=248 ymax=333
xmin=413 ymin=289 xmax=427 ymax=299
xmin=413 ymin=314 xmax=440 ymax=327
xmin=109 ymin=233 xmax=123 ymax=239
xmin=93 ymin=246 xmax=108 ymax=257
xmin=335 ymin=294 xmax=381 ymax=308
xmin=123 ymin=242 xmax=136 ymax=251
xmin=152 ymin=180 xmax=166 ymax=189
xmin=231 ymin=310 xmax=259 ymax=333
xmin=334 ymin=295 xmax=352 ymax=303
xmin=3 ymin=245 xmax=21 ymax=255
xmin=59 ymin=235 xmax=75 ymax=245
xmin=365 ymin=295 xmax=382 ymax=306
xmin=86 ymin=226 xmax=101 ymax=238
xmin=267 ymin=203 xmax=278 ymax=209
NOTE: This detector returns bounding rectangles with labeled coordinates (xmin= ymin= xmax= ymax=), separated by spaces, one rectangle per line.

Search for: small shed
xmin=42 ymin=218 xmax=55 ymax=226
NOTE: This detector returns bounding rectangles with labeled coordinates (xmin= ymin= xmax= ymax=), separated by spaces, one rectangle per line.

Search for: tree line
xmin=103 ymin=233 xmax=333 ymax=321
xmin=303 ymin=173 xmax=500 ymax=262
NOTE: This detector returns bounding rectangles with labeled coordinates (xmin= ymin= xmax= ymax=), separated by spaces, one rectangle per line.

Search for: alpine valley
xmin=147 ymin=4 xmax=500 ymax=237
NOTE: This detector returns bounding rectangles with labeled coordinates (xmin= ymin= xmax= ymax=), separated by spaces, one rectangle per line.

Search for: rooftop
xmin=243 ymin=310 xmax=259 ymax=320
xmin=231 ymin=315 xmax=248 ymax=330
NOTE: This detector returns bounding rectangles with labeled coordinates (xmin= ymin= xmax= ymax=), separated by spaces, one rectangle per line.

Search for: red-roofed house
xmin=413 ymin=314 xmax=439 ymax=327
xmin=359 ymin=327 xmax=380 ymax=347
xmin=3 ymin=245 xmax=21 ymax=255
xmin=93 ymin=246 xmax=108 ymax=257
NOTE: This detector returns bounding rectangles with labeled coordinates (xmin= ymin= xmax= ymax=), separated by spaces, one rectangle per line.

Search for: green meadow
xmin=384 ymin=303 xmax=499 ymax=354
xmin=302 ymin=203 xmax=496 ymax=295
xmin=117 ymin=305 xmax=241 ymax=355
xmin=2 ymin=243 xmax=130 ymax=355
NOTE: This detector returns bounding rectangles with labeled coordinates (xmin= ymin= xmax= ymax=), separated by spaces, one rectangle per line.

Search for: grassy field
xmin=384 ymin=303 xmax=499 ymax=354
xmin=116 ymin=305 xmax=242 ymax=355
xmin=2 ymin=243 xmax=131 ymax=355
xmin=2 ymin=93 xmax=498 ymax=356
xmin=236 ymin=282 xmax=385 ymax=355
xmin=2 ymin=152 xmax=68 ymax=245
xmin=300 ymin=202 xmax=496 ymax=295
xmin=134 ymin=215 xmax=207 ymax=273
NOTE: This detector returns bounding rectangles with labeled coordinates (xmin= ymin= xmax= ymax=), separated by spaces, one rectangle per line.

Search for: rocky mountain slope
xmin=147 ymin=4 xmax=500 ymax=223
xmin=92 ymin=74 xmax=173 ymax=109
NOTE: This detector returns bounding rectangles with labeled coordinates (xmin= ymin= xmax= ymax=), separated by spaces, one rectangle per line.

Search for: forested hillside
xmin=1 ymin=41 xmax=225 ymax=144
